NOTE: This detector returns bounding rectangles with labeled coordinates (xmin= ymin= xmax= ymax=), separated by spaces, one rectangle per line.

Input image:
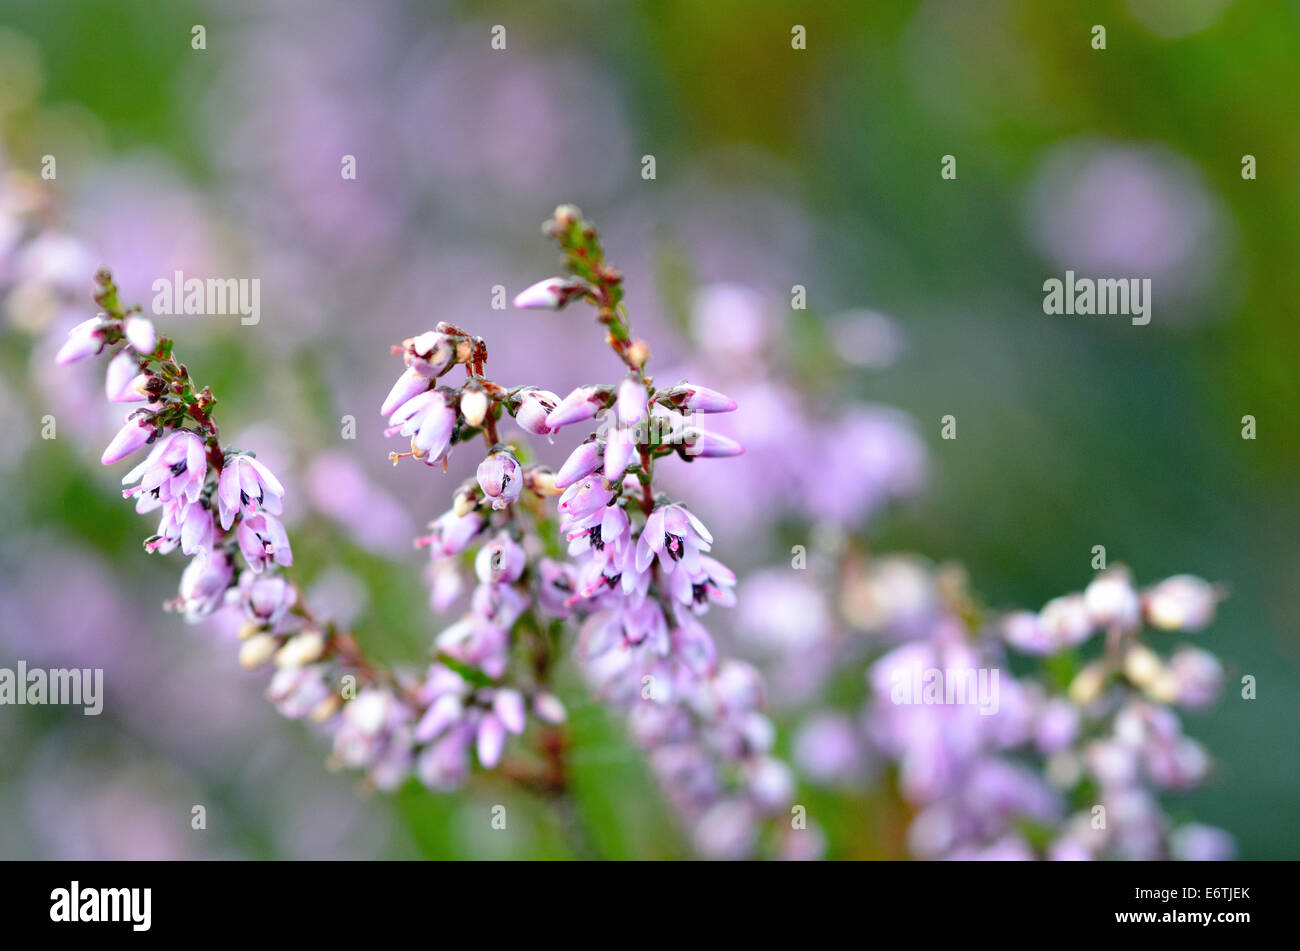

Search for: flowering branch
xmin=61 ymin=205 xmax=790 ymax=857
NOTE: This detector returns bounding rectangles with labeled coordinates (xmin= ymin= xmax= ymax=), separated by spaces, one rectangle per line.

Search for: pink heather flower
xmin=471 ymin=579 xmax=529 ymax=628
xmin=436 ymin=617 xmax=509 ymax=678
xmin=579 ymin=599 xmax=670 ymax=659
xmin=267 ymin=665 xmax=332 ymax=720
xmin=237 ymin=512 xmax=293 ymax=572
xmin=683 ymin=428 xmax=744 ymax=458
xmin=428 ymin=559 xmax=464 ymax=612
xmin=238 ymin=571 xmax=297 ymax=627
xmin=176 ymin=549 xmax=234 ymax=622
xmin=1038 ymin=594 xmax=1095 ymax=648
xmin=668 ymin=553 xmax=737 ymax=613
xmin=635 ymin=504 xmax=713 ymax=575
xmin=101 ymin=415 xmax=156 ymax=465
xmin=380 ymin=366 xmax=431 ymax=417
xmin=123 ymin=315 xmax=156 ymax=354
xmin=557 ymin=476 xmax=614 ymax=519
xmin=1083 ymin=568 xmax=1141 ymax=631
xmin=122 ymin=430 xmax=207 ymax=512
xmin=474 ymin=532 xmax=527 ymax=584
xmin=476 ymin=711 xmax=507 ymax=768
xmin=533 ymin=691 xmax=567 ymax=724
xmin=546 ymin=385 xmax=605 ymax=429
xmin=513 ymin=276 xmax=587 ymax=310
xmin=417 ymin=723 xmax=475 ymax=791
xmin=419 ymin=508 xmax=486 ymax=557
xmin=387 ymin=389 xmax=456 ymax=463
xmin=55 ymin=316 xmax=107 ymax=365
xmin=146 ymin=498 xmax=215 ymax=556
xmin=1143 ymin=575 xmax=1218 ymax=631
xmin=477 ymin=449 xmax=522 ymax=510
xmin=402 ymin=330 xmax=455 ymax=378
xmin=671 ymin=614 xmax=718 ymax=676
xmin=217 ymin=452 xmax=285 ymax=529
xmin=662 ymin=382 xmax=737 ymax=414
xmin=554 ymin=440 xmax=603 ymax=490
xmin=105 ymin=351 xmax=149 ymax=403
xmin=536 ymin=558 xmax=577 ymax=618
xmin=1168 ymin=646 xmax=1223 ymax=710
xmin=513 ymin=388 xmax=561 ymax=437
xmin=567 ymin=504 xmax=632 ymax=568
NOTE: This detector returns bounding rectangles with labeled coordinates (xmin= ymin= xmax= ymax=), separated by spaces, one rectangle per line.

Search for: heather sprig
xmin=64 ymin=206 xmax=791 ymax=857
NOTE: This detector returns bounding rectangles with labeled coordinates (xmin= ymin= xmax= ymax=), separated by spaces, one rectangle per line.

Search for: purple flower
xmin=557 ymin=475 xmax=614 ymax=519
xmin=101 ymin=415 xmax=156 ymax=465
xmin=471 ymin=580 xmax=529 ymax=628
xmin=238 ymin=571 xmax=297 ymax=627
xmin=401 ymin=330 xmax=455 ymax=378
xmin=217 ymin=452 xmax=285 ymax=529
xmin=1143 ymin=575 xmax=1218 ymax=631
xmin=175 ymin=549 xmax=234 ymax=621
xmin=436 ymin=616 xmax=509 ymax=678
xmin=55 ymin=316 xmax=107 ymax=365
xmin=145 ymin=498 xmax=215 ymax=555
xmin=418 ymin=508 xmax=486 ymax=557
xmin=386 ymin=389 xmax=456 ymax=464
xmin=513 ymin=388 xmax=561 ymax=437
xmin=536 ymin=558 xmax=576 ymax=618
xmin=554 ymin=439 xmax=603 ymax=489
xmin=474 ymin=532 xmax=526 ymax=584
xmin=477 ymin=449 xmax=522 ymax=510
xmin=635 ymin=504 xmax=713 ymax=575
xmin=237 ymin=512 xmax=293 ymax=572
xmin=667 ymin=553 xmax=736 ymax=613
xmin=380 ymin=366 xmax=431 ymax=417
xmin=122 ymin=430 xmax=207 ymax=512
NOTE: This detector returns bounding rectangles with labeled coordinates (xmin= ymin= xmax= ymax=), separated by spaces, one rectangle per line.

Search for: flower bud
xmin=513 ymin=388 xmax=560 ymax=436
xmin=683 ymin=429 xmax=744 ymax=458
xmin=1084 ymin=568 xmax=1141 ymax=630
xmin=55 ymin=316 xmax=106 ymax=365
xmin=554 ymin=440 xmax=603 ymax=489
xmin=124 ymin=315 xmax=156 ymax=354
xmin=1123 ymin=644 xmax=1163 ymax=687
xmin=101 ymin=416 xmax=155 ymax=465
xmin=546 ymin=385 xmax=607 ymax=428
xmin=513 ymin=277 xmax=586 ymax=310
xmin=1144 ymin=575 xmax=1218 ymax=631
xmin=477 ymin=449 xmax=522 ymax=510
xmin=1067 ymin=661 xmax=1108 ymax=706
xmin=239 ymin=633 xmax=278 ymax=669
xmin=525 ymin=466 xmax=561 ymax=497
xmin=275 ymin=630 xmax=326 ymax=668
xmin=533 ymin=691 xmax=567 ymax=724
xmin=460 ymin=387 xmax=488 ymax=427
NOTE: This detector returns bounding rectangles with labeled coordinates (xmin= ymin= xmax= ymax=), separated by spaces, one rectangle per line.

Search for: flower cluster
xmin=62 ymin=207 xmax=793 ymax=857
xmin=786 ymin=554 xmax=1233 ymax=859
xmin=374 ymin=205 xmax=794 ymax=854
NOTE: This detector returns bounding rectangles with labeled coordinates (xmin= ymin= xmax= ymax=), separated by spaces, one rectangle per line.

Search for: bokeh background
xmin=0 ymin=0 xmax=1296 ymax=859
